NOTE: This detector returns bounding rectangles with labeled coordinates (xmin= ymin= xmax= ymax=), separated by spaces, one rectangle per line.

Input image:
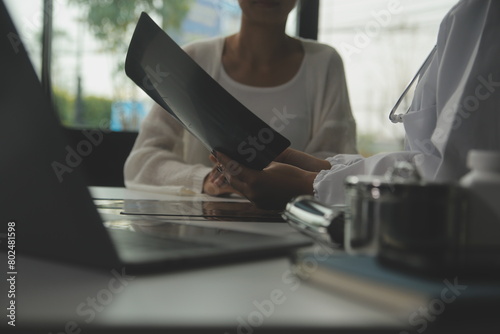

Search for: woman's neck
xmin=222 ymin=17 xmax=304 ymax=87
xmin=229 ymin=20 xmax=294 ymax=65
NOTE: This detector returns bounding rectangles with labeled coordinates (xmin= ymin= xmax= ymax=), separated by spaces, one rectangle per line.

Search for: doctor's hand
xmin=275 ymin=148 xmax=332 ymax=172
xmin=202 ymin=165 xmax=241 ymax=196
xmin=212 ymin=152 xmax=317 ymax=210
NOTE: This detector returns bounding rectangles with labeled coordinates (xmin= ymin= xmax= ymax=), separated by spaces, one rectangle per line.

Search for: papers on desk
xmin=122 ymin=182 xmax=197 ymax=196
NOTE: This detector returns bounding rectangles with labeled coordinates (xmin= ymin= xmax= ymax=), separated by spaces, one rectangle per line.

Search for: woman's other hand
xmin=202 ymin=165 xmax=241 ymax=196
xmin=213 ymin=152 xmax=317 ymax=210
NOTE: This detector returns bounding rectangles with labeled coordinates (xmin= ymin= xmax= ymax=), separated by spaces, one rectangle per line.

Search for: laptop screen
xmin=0 ymin=1 xmax=121 ymax=268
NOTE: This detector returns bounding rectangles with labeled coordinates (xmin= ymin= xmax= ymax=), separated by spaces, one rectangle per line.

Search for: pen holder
xmin=343 ymin=175 xmax=382 ymax=256
xmin=343 ymin=162 xmax=422 ymax=256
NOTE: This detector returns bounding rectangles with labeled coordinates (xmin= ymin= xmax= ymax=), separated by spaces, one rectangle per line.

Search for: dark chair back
xmin=62 ymin=127 xmax=138 ymax=187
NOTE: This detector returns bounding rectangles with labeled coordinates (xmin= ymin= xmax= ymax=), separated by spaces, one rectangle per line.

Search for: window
xmin=319 ymin=0 xmax=457 ymax=156
xmin=49 ymin=0 xmax=246 ymax=131
xmin=4 ymin=0 xmax=44 ymax=77
xmin=6 ymin=0 xmax=299 ymax=133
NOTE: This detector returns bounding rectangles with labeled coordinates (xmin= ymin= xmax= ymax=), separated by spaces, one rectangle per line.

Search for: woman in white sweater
xmin=124 ymin=0 xmax=357 ymax=195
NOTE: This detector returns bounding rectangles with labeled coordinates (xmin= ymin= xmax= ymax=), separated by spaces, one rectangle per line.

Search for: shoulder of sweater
xmin=299 ymin=39 xmax=345 ymax=82
xmin=182 ymin=36 xmax=225 ymax=59
xmin=300 ymin=38 xmax=343 ymax=64
xmin=181 ymin=36 xmax=225 ymax=75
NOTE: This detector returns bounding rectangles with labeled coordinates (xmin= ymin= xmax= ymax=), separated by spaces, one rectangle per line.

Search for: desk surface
xmin=1 ymin=187 xmax=490 ymax=333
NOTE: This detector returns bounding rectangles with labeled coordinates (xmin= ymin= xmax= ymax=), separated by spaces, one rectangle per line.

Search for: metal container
xmin=343 ymin=164 xmax=472 ymax=275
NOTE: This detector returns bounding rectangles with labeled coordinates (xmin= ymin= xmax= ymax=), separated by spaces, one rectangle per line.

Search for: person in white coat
xmin=214 ymin=0 xmax=500 ymax=209
xmin=124 ymin=0 xmax=357 ymax=196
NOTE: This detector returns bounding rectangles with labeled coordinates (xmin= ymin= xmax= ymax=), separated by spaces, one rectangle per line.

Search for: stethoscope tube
xmin=388 ymin=45 xmax=437 ymax=124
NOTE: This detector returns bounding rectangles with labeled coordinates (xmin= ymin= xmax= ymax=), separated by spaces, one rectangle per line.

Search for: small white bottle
xmin=459 ymin=150 xmax=500 ymax=249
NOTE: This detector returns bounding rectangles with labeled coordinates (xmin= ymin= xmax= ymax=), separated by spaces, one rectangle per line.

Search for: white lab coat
xmin=314 ymin=0 xmax=500 ymax=206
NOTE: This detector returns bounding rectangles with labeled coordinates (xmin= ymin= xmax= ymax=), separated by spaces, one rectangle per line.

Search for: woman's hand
xmin=202 ymin=165 xmax=241 ymax=196
xmin=213 ymin=152 xmax=318 ymax=210
xmin=275 ymin=148 xmax=332 ymax=172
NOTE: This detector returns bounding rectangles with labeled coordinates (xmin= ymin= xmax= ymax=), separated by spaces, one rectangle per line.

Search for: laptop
xmin=0 ymin=2 xmax=310 ymax=273
xmin=125 ymin=12 xmax=291 ymax=170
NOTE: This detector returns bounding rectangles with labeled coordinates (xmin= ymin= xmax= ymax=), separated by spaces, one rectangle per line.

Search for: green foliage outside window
xmin=68 ymin=0 xmax=193 ymax=72
xmin=53 ymin=88 xmax=112 ymax=128
xmin=54 ymin=0 xmax=193 ymax=129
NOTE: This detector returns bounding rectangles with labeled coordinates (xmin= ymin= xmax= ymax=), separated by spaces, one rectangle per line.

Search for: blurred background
xmin=5 ymin=0 xmax=457 ymax=157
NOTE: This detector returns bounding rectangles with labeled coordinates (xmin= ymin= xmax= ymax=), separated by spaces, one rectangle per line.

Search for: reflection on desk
xmin=98 ymin=199 xmax=285 ymax=222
